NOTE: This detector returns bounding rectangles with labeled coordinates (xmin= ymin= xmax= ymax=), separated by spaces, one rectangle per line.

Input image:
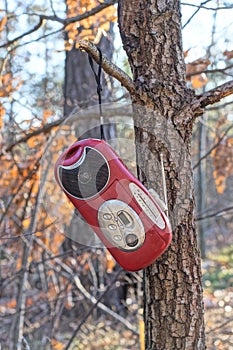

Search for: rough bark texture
xmin=118 ymin=1 xmax=205 ymax=349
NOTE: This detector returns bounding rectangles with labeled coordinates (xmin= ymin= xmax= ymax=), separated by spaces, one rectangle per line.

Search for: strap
xmin=88 ymin=48 xmax=105 ymax=140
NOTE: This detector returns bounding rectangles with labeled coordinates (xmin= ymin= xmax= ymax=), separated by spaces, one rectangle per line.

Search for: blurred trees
xmin=0 ymin=0 xmax=233 ymax=349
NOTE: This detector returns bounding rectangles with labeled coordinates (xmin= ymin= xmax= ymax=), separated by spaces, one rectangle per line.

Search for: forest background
xmin=0 ymin=0 xmax=233 ymax=349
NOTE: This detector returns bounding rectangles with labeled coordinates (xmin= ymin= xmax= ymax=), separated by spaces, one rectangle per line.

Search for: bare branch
xmin=1 ymin=0 xmax=117 ymax=49
xmin=49 ymin=0 xmax=57 ymax=17
xmin=195 ymin=80 xmax=233 ymax=111
xmin=196 ymin=205 xmax=233 ymax=221
xmin=206 ymin=317 xmax=233 ymax=334
xmin=1 ymin=117 xmax=66 ymax=156
xmin=207 ymin=100 xmax=233 ymax=111
xmin=79 ymin=40 xmax=135 ymax=94
xmin=34 ymin=237 xmax=139 ymax=335
xmin=64 ymin=0 xmax=117 ymax=25
xmin=182 ymin=2 xmax=233 ymax=11
xmin=182 ymin=0 xmax=213 ymax=29
xmin=193 ymin=123 xmax=233 ymax=170
xmin=186 ymin=63 xmax=233 ymax=79
xmin=22 ymin=336 xmax=31 ymax=350
xmin=64 ymin=269 xmax=123 ymax=350
xmin=0 ymin=18 xmax=45 ymax=49
xmin=10 ymin=183 xmax=42 ymax=348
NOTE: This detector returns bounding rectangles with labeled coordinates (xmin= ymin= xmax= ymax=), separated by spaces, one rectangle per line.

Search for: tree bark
xmin=118 ymin=1 xmax=205 ymax=349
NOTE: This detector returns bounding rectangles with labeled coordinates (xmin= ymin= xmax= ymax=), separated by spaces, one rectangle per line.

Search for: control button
xmin=108 ymin=224 xmax=117 ymax=230
xmin=113 ymin=235 xmax=122 ymax=241
xmin=98 ymin=199 xmax=145 ymax=251
xmin=103 ymin=213 xmax=112 ymax=220
xmin=125 ymin=233 xmax=139 ymax=247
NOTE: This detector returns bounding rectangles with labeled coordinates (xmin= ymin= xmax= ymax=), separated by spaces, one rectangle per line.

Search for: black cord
xmin=88 ymin=48 xmax=105 ymax=140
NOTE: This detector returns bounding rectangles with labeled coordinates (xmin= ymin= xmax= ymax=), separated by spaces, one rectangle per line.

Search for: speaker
xmin=58 ymin=147 xmax=110 ymax=199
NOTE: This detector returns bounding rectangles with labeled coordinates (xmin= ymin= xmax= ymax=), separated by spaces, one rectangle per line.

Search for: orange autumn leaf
xmin=106 ymin=251 xmax=115 ymax=273
xmin=186 ymin=57 xmax=211 ymax=77
xmin=50 ymin=339 xmax=65 ymax=350
xmin=26 ymin=136 xmax=40 ymax=148
xmin=65 ymin=0 xmax=116 ymax=49
xmin=43 ymin=109 xmax=53 ymax=121
xmin=191 ymin=73 xmax=208 ymax=89
xmin=0 ymin=103 xmax=5 ymax=128
xmin=0 ymin=15 xmax=7 ymax=32
xmin=211 ymin=136 xmax=233 ymax=194
xmin=6 ymin=299 xmax=17 ymax=309
xmin=223 ymin=49 xmax=233 ymax=60
xmin=22 ymin=217 xmax=31 ymax=229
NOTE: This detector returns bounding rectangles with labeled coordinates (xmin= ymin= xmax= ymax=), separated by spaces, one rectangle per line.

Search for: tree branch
xmin=64 ymin=269 xmax=123 ymax=350
xmin=186 ymin=63 xmax=233 ymax=79
xmin=79 ymin=40 xmax=135 ymax=94
xmin=182 ymin=0 xmax=212 ymax=29
xmin=182 ymin=2 xmax=233 ymax=11
xmin=0 ymin=18 xmax=45 ymax=48
xmin=193 ymin=123 xmax=233 ymax=170
xmin=27 ymin=0 xmax=117 ymax=25
xmin=64 ymin=0 xmax=117 ymax=25
xmin=194 ymin=80 xmax=233 ymax=113
xmin=1 ymin=117 xmax=66 ymax=156
xmin=1 ymin=0 xmax=117 ymax=49
xmin=196 ymin=205 xmax=233 ymax=221
xmin=34 ymin=237 xmax=139 ymax=335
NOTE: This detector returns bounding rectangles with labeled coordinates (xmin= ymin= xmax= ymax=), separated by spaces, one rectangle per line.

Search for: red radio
xmin=54 ymin=138 xmax=172 ymax=271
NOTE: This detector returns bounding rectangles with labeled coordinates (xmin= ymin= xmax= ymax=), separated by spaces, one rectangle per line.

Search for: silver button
xmin=103 ymin=213 xmax=112 ymax=220
xmin=113 ymin=235 xmax=122 ymax=241
xmin=108 ymin=224 xmax=117 ymax=230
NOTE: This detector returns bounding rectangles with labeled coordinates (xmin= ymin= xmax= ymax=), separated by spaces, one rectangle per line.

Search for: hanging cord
xmin=88 ymin=48 xmax=105 ymax=140
xmin=160 ymin=153 xmax=169 ymax=216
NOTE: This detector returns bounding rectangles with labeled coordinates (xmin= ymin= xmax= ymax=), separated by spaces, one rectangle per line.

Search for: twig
xmin=34 ymin=237 xmax=139 ymax=335
xmin=22 ymin=336 xmax=31 ymax=350
xmin=64 ymin=0 xmax=117 ymax=26
xmin=206 ymin=316 xmax=233 ymax=334
xmin=10 ymin=184 xmax=41 ymax=349
xmin=0 ymin=0 xmax=117 ymax=49
xmin=193 ymin=123 xmax=233 ymax=170
xmin=0 ymin=160 xmax=40 ymax=228
xmin=186 ymin=63 xmax=233 ymax=79
xmin=181 ymin=2 xmax=233 ymax=11
xmin=207 ymin=100 xmax=233 ymax=111
xmin=193 ymin=80 xmax=233 ymax=115
xmin=49 ymin=0 xmax=57 ymax=17
xmin=0 ymin=117 xmax=66 ymax=156
xmin=0 ymin=18 xmax=45 ymax=48
xmin=196 ymin=205 xmax=233 ymax=221
xmin=79 ymin=40 xmax=135 ymax=94
xmin=64 ymin=269 xmax=123 ymax=350
xmin=182 ymin=0 xmax=212 ymax=29
xmin=1 ymin=99 xmax=132 ymax=155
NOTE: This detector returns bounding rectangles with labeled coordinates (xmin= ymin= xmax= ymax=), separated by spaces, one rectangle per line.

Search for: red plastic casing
xmin=54 ymin=139 xmax=172 ymax=271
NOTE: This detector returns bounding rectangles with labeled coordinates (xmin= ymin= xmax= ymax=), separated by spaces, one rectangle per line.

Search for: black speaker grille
xmin=59 ymin=147 xmax=109 ymax=199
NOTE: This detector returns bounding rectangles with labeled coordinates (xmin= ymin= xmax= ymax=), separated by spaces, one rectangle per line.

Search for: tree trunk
xmin=118 ymin=1 xmax=206 ymax=349
xmin=64 ymin=29 xmax=114 ymax=117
